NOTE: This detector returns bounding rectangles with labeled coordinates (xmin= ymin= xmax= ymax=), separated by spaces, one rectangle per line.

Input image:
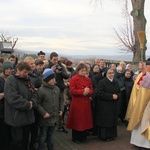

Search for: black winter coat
xmin=122 ymin=76 xmax=134 ymax=104
xmin=95 ymin=77 xmax=120 ymax=127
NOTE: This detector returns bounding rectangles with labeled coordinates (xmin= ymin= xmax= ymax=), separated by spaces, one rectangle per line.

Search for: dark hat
xmin=146 ymin=58 xmax=150 ymax=65
xmin=37 ymin=51 xmax=45 ymax=56
xmin=65 ymin=60 xmax=72 ymax=66
xmin=35 ymin=59 xmax=44 ymax=66
xmin=124 ymin=69 xmax=131 ymax=74
xmin=2 ymin=61 xmax=13 ymax=72
xmin=43 ymin=69 xmax=55 ymax=82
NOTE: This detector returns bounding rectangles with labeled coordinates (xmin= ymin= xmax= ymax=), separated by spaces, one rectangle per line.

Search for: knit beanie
xmin=43 ymin=69 xmax=55 ymax=82
xmin=2 ymin=61 xmax=13 ymax=72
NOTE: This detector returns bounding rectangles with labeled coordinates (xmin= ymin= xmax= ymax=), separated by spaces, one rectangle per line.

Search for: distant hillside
xmin=13 ymin=49 xmax=150 ymax=63
xmin=14 ymin=49 xmax=133 ymax=61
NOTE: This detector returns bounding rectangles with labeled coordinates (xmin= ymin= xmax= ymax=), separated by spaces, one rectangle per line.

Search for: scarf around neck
xmin=14 ymin=74 xmax=35 ymax=92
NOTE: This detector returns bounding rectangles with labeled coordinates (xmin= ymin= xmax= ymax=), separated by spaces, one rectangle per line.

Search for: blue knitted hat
xmin=43 ymin=69 xmax=55 ymax=82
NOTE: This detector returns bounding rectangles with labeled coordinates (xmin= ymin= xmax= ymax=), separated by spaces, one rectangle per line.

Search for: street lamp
xmin=137 ymin=31 xmax=145 ymax=61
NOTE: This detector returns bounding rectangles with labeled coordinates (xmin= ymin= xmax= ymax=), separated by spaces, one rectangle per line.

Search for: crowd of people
xmin=0 ymin=51 xmax=149 ymax=150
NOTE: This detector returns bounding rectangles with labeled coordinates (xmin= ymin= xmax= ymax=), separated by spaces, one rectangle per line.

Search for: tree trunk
xmin=131 ymin=0 xmax=146 ymax=62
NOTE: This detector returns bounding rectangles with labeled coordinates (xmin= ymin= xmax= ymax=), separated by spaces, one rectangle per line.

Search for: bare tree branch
xmin=114 ymin=0 xmax=135 ymax=53
xmin=12 ymin=38 xmax=18 ymax=49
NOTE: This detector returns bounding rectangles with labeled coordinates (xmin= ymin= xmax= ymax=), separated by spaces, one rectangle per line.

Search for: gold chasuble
xmin=126 ymin=72 xmax=150 ymax=140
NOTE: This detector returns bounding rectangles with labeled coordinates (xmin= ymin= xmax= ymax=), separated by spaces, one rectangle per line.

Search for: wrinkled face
xmin=4 ymin=68 xmax=12 ymax=76
xmin=125 ymin=71 xmax=131 ymax=78
xmin=17 ymin=69 xmax=30 ymax=78
xmin=107 ymin=70 xmax=114 ymax=79
xmin=28 ymin=59 xmax=35 ymax=71
xmin=78 ymin=68 xmax=87 ymax=76
xmin=50 ymin=56 xmax=58 ymax=65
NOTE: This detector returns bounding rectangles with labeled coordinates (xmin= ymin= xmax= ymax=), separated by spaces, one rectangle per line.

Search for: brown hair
xmin=76 ymin=63 xmax=87 ymax=73
xmin=16 ymin=61 xmax=31 ymax=71
xmin=8 ymin=55 xmax=15 ymax=59
xmin=50 ymin=52 xmax=58 ymax=60
xmin=35 ymin=59 xmax=44 ymax=66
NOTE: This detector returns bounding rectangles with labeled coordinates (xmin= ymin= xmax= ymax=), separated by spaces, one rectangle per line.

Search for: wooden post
xmin=137 ymin=31 xmax=145 ymax=61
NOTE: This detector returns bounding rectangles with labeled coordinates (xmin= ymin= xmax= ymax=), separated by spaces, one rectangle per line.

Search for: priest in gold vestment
xmin=125 ymin=60 xmax=150 ymax=149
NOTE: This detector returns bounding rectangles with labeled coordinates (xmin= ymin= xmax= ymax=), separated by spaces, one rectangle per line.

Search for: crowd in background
xmin=0 ymin=51 xmax=146 ymax=150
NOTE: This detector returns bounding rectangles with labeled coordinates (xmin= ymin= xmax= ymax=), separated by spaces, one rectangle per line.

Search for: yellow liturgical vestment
xmin=126 ymin=72 xmax=150 ymax=140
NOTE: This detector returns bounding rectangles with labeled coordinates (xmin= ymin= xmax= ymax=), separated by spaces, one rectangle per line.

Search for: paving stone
xmin=54 ymin=123 xmax=139 ymax=150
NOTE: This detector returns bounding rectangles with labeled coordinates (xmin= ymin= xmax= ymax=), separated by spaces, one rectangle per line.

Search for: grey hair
xmin=116 ymin=66 xmax=122 ymax=71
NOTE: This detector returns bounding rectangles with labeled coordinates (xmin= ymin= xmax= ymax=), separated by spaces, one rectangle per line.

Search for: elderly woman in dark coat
xmin=95 ymin=68 xmax=120 ymax=141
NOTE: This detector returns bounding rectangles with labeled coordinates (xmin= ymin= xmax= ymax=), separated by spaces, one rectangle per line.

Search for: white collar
xmin=107 ymin=77 xmax=113 ymax=82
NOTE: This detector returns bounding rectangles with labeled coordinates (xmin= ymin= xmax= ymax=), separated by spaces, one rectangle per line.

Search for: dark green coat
xmin=36 ymin=81 xmax=64 ymax=126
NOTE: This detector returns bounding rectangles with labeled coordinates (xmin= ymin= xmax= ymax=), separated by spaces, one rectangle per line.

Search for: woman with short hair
xmin=66 ymin=63 xmax=93 ymax=143
xmin=4 ymin=61 xmax=37 ymax=150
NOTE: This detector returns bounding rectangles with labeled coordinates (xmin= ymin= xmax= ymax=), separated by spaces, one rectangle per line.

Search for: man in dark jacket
xmin=45 ymin=52 xmax=69 ymax=133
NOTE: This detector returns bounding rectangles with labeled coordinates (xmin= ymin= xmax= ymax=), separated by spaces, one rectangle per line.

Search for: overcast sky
xmin=0 ymin=0 xmax=150 ymax=56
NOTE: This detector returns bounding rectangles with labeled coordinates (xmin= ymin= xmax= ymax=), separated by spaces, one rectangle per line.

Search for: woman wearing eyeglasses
xmin=94 ymin=68 xmax=120 ymax=141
